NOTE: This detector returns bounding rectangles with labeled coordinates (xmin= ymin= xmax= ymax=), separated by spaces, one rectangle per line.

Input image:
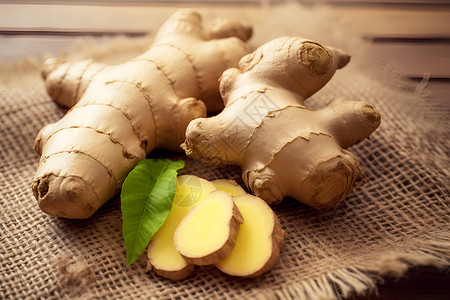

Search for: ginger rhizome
xmin=32 ymin=9 xmax=252 ymax=219
xmin=182 ymin=37 xmax=381 ymax=209
xmin=147 ymin=175 xmax=217 ymax=280
xmin=174 ymin=190 xmax=243 ymax=265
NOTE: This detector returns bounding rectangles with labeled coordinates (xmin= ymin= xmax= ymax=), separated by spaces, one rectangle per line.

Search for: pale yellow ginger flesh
xmin=212 ymin=179 xmax=246 ymax=196
xmin=146 ymin=175 xmax=217 ymax=280
xmin=149 ymin=177 xmax=284 ymax=279
xmin=216 ymin=194 xmax=285 ymax=277
xmin=32 ymin=9 xmax=252 ymax=219
xmin=174 ymin=190 xmax=243 ymax=265
xmin=183 ymin=37 xmax=381 ymax=209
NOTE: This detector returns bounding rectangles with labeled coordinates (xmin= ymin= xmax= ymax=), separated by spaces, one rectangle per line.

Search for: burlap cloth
xmin=1 ymin=3 xmax=449 ymax=299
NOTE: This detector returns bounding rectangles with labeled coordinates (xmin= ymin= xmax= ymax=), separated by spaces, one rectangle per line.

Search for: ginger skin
xmin=182 ymin=37 xmax=381 ymax=209
xmin=32 ymin=10 xmax=252 ymax=219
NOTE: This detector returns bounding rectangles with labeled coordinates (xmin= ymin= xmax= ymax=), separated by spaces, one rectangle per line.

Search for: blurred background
xmin=1 ymin=0 xmax=449 ymax=106
xmin=0 ymin=0 xmax=449 ymax=299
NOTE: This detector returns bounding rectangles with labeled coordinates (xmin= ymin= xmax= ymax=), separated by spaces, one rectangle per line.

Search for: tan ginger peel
xmin=182 ymin=37 xmax=381 ymax=209
xmin=32 ymin=10 xmax=252 ymax=218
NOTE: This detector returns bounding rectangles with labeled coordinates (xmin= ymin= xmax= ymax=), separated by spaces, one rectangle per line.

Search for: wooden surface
xmin=1 ymin=1 xmax=449 ymax=299
xmin=1 ymin=1 xmax=449 ymax=103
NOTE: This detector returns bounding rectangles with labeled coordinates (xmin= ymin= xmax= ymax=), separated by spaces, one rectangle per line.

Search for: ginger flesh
xmin=146 ymin=175 xmax=217 ymax=280
xmin=32 ymin=9 xmax=252 ymax=219
xmin=174 ymin=190 xmax=243 ymax=265
xmin=212 ymin=179 xmax=247 ymax=196
xmin=183 ymin=37 xmax=381 ymax=209
xmin=147 ymin=177 xmax=284 ymax=280
xmin=212 ymin=180 xmax=285 ymax=277
xmin=216 ymin=194 xmax=285 ymax=277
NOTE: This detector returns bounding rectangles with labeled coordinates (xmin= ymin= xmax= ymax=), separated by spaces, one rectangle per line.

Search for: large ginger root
xmin=182 ymin=37 xmax=381 ymax=209
xmin=32 ymin=10 xmax=252 ymax=218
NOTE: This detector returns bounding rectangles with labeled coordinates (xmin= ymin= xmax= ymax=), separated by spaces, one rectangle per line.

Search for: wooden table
xmin=1 ymin=1 xmax=448 ymax=299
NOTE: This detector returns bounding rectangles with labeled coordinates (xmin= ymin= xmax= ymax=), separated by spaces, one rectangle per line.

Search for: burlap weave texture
xmin=1 ymin=4 xmax=449 ymax=299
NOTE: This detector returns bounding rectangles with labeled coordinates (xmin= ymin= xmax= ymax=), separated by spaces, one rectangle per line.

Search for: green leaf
xmin=121 ymin=159 xmax=185 ymax=265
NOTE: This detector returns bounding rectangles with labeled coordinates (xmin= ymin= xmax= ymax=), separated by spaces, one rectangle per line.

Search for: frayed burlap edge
xmin=252 ymin=231 xmax=450 ymax=300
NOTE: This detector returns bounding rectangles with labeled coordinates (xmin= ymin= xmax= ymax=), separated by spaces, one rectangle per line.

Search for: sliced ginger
xmin=148 ymin=177 xmax=285 ymax=280
xmin=174 ymin=190 xmax=243 ymax=265
xmin=216 ymin=194 xmax=285 ymax=277
xmin=146 ymin=175 xmax=216 ymax=280
xmin=212 ymin=179 xmax=246 ymax=196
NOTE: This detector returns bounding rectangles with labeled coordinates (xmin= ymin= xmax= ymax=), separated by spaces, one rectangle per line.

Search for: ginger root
xmin=146 ymin=175 xmax=216 ymax=280
xmin=216 ymin=194 xmax=285 ymax=277
xmin=174 ymin=190 xmax=243 ymax=265
xmin=32 ymin=9 xmax=252 ymax=218
xmin=182 ymin=37 xmax=381 ymax=209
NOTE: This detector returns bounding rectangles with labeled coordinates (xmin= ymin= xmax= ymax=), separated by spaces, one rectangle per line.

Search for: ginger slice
xmin=174 ymin=190 xmax=244 ymax=265
xmin=212 ymin=179 xmax=246 ymax=196
xmin=216 ymin=194 xmax=285 ymax=277
xmin=146 ymin=175 xmax=216 ymax=280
